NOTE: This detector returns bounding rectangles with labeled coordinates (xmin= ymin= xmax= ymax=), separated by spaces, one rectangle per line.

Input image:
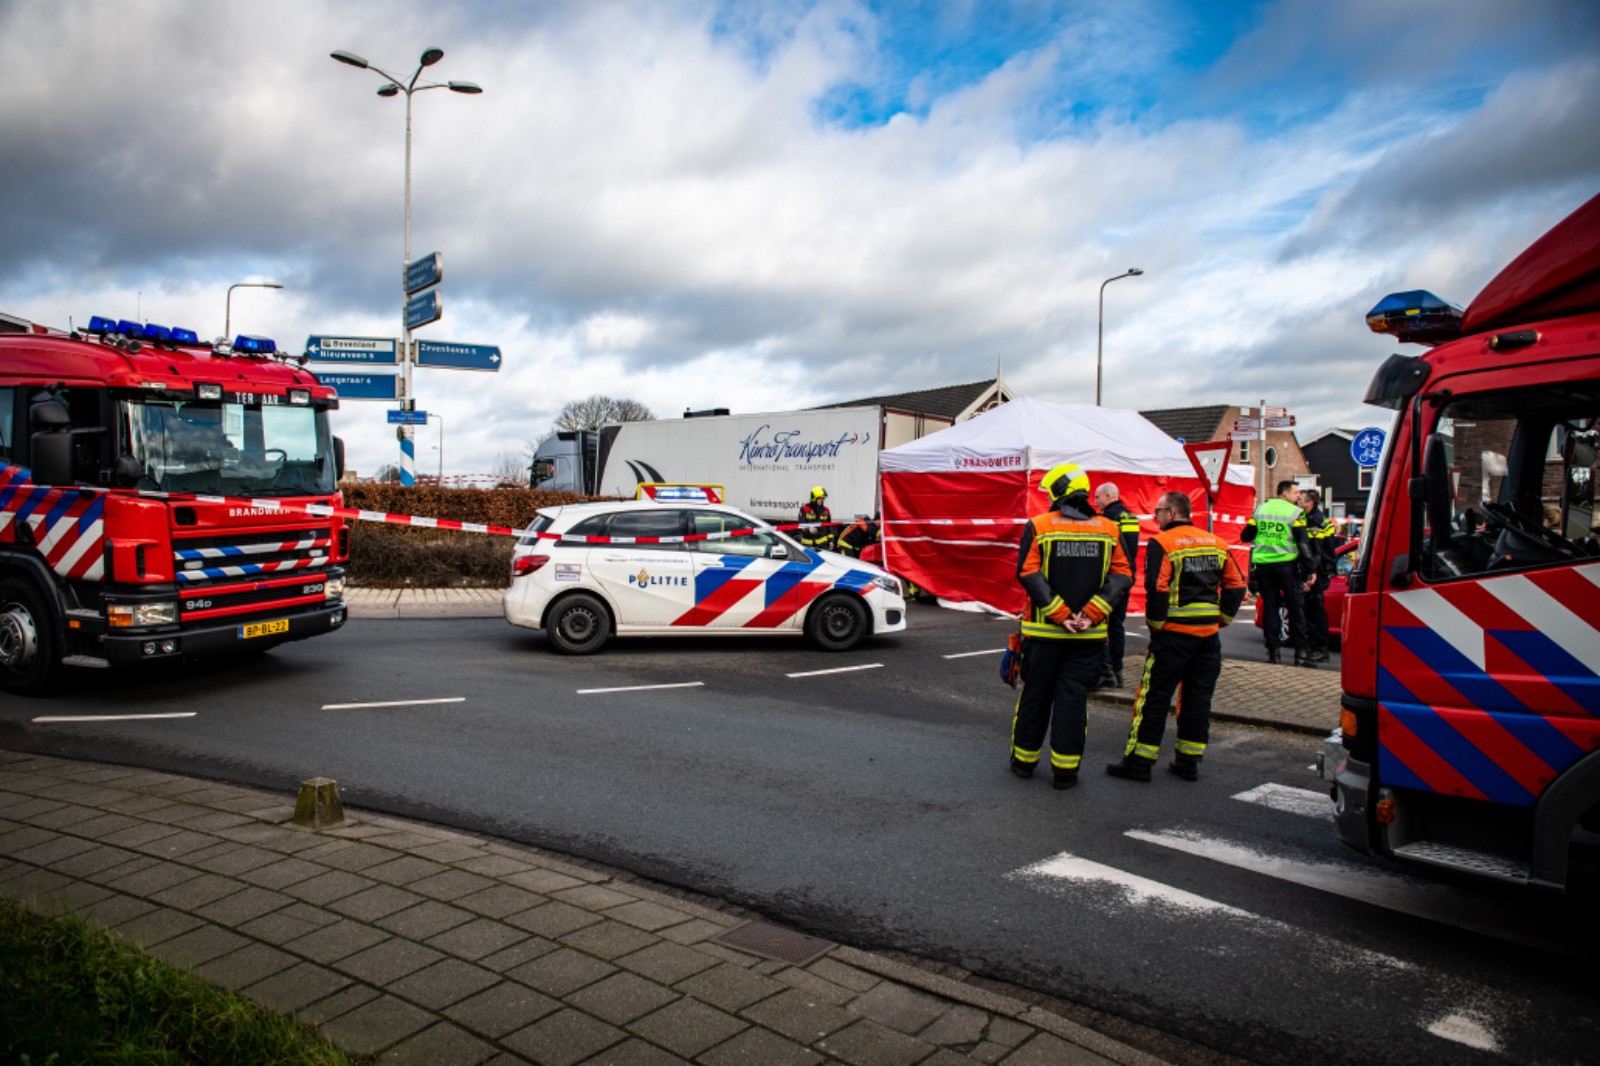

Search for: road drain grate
xmin=710 ymin=921 xmax=834 ymax=966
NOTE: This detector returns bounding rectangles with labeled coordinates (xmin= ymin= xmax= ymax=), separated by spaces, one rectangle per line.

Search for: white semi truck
xmin=530 ymin=407 xmax=885 ymax=521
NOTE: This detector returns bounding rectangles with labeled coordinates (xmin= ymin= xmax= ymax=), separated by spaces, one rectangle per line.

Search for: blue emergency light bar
xmin=232 ymin=335 xmax=277 ymax=355
xmin=86 ymin=315 xmax=116 ymax=334
xmin=171 ymin=327 xmax=200 ymax=345
xmin=1365 ymin=290 xmax=1464 ymax=347
xmin=116 ymin=319 xmax=144 ymax=338
xmin=143 ymin=323 xmax=172 ymax=344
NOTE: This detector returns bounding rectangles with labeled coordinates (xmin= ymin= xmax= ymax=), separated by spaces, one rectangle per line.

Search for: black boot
xmin=1310 ymin=647 xmax=1330 ymax=662
xmin=1267 ymin=648 xmax=1282 ymax=665
xmin=1051 ymin=770 xmax=1079 ymax=791
xmin=1105 ymin=756 xmax=1153 ymax=782
xmin=1009 ymin=757 xmax=1035 ymax=780
xmin=1169 ymin=757 xmax=1200 ymax=781
xmin=1294 ymin=648 xmax=1319 ymax=669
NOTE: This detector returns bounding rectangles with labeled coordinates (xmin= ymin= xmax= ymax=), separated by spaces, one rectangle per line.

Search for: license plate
xmin=239 ymin=619 xmax=290 ymax=640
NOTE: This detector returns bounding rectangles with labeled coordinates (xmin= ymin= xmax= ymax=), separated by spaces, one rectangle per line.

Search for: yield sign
xmin=1183 ymin=439 xmax=1232 ymax=496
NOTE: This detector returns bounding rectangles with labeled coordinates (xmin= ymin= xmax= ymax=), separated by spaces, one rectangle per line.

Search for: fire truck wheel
xmin=806 ymin=592 xmax=869 ymax=652
xmin=0 ymin=578 xmax=59 ymax=697
xmin=548 ymin=593 xmax=611 ymax=655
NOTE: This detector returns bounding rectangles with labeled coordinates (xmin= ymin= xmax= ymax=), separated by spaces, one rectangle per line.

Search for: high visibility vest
xmin=1248 ymin=498 xmax=1303 ymax=565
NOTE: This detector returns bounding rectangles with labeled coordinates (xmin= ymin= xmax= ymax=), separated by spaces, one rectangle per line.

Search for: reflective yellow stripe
xmin=1021 ymin=621 xmax=1069 ymax=639
xmin=1050 ymin=752 xmax=1081 ymax=771
xmin=1089 ymin=595 xmax=1111 ymax=617
xmin=1169 ymin=605 xmax=1220 ymax=618
xmin=1124 ymin=651 xmax=1158 ymax=757
xmin=1133 ymin=743 xmax=1160 ymax=760
xmin=1176 ymin=739 xmax=1206 ymax=757
xmin=1042 ymin=595 xmax=1066 ymax=617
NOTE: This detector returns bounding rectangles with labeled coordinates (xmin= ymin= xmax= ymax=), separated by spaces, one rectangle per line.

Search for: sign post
xmin=386 ymin=410 xmax=429 ymax=425
xmin=414 ymin=340 xmax=502 ymax=371
xmin=304 ymin=336 xmax=399 ymax=365
xmin=1183 ymin=440 xmax=1232 ymax=531
xmin=318 ymin=373 xmax=399 ymax=401
xmin=1350 ymin=427 xmax=1387 ymax=468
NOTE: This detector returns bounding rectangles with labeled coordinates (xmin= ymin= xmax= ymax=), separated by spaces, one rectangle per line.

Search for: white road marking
xmin=1125 ymin=827 xmax=1573 ymax=956
xmin=1009 ymin=852 xmax=1251 ymax=915
xmin=321 ymin=697 xmax=467 ymax=710
xmin=941 ymin=648 xmax=1005 ymax=659
xmin=576 ymin=682 xmax=705 ymax=695
xmin=1426 ymin=1011 xmax=1502 ymax=1052
xmin=32 ymin=712 xmax=197 ymax=723
xmin=786 ymin=663 xmax=884 ymax=678
xmin=1231 ymin=782 xmax=1333 ymax=820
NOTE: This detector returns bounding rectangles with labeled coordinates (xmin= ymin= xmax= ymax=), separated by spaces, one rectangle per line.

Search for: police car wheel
xmin=0 ymin=578 xmax=59 ymax=697
xmin=548 ymin=593 xmax=611 ymax=655
xmin=806 ymin=593 xmax=869 ymax=652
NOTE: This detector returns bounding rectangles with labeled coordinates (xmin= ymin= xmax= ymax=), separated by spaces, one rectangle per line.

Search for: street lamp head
xmin=377 ymin=84 xmax=401 ymax=97
xmin=330 ymin=50 xmax=369 ymax=69
xmin=448 ymin=81 xmax=484 ymax=94
xmin=1127 ymin=268 xmax=1144 ymax=276
xmin=419 ymin=46 xmax=445 ymax=67
xmin=260 ymin=281 xmax=284 ymax=290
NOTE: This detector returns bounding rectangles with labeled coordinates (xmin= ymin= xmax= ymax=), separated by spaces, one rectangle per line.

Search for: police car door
xmin=587 ymin=509 xmax=695 ymax=629
xmin=685 ymin=510 xmax=799 ymax=629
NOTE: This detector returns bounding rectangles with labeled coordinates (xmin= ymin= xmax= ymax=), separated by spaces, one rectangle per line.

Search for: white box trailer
xmin=531 ymin=406 xmax=886 ymax=521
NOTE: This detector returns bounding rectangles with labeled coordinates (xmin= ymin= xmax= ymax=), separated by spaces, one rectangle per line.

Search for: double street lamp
xmin=1096 ymin=268 xmax=1144 ymax=406
xmin=224 ymin=280 xmax=282 ymax=341
xmin=331 ymin=46 xmax=482 ymax=485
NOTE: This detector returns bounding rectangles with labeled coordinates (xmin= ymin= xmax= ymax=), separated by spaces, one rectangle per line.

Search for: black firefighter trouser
xmin=1103 ymin=598 xmax=1128 ymax=676
xmin=1255 ymin=560 xmax=1307 ymax=652
xmin=1011 ymin=637 xmax=1106 ymax=776
xmin=1124 ymin=628 xmax=1223 ymax=763
xmin=1303 ymin=572 xmax=1331 ymax=652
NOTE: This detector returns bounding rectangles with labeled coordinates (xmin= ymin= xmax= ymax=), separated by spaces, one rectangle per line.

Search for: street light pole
xmin=429 ymin=412 xmax=444 ymax=481
xmin=1096 ymin=268 xmax=1144 ymax=406
xmin=331 ymin=46 xmax=481 ymax=486
xmin=224 ymin=281 xmax=283 ymax=341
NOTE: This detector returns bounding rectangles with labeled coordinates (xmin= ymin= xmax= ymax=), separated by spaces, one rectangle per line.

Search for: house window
xmin=1238 ymin=439 xmax=1251 ymax=464
xmin=1358 ymin=466 xmax=1374 ymax=491
xmin=1264 ymin=445 xmax=1278 ymax=469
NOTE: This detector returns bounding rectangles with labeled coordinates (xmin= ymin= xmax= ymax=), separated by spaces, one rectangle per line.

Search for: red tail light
xmin=512 ymin=553 xmax=551 ymax=577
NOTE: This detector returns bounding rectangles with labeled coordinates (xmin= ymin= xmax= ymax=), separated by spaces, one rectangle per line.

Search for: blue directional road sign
xmin=406 ymin=290 xmax=442 ymax=331
xmin=1350 ymin=427 xmax=1387 ymax=467
xmin=387 ymin=410 xmax=429 ymax=425
xmin=406 ymin=252 xmax=443 ymax=295
xmin=415 ymin=340 xmax=502 ymax=372
xmin=304 ymin=336 xmax=398 ymax=364
xmin=317 ymin=373 xmax=399 ymax=401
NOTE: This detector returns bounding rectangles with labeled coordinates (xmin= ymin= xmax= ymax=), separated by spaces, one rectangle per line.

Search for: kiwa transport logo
xmin=737 ymin=424 xmax=872 ymax=468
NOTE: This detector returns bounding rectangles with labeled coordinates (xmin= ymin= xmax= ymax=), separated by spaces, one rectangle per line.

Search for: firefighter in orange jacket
xmin=1107 ymin=490 xmax=1247 ymax=783
xmin=1010 ymin=463 xmax=1133 ymax=790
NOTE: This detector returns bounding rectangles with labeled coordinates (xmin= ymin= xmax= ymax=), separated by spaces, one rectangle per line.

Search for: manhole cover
xmin=710 ymin=921 xmax=834 ymax=966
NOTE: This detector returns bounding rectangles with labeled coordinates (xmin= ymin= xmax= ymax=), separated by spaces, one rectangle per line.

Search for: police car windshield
xmin=121 ymin=399 xmax=337 ymax=497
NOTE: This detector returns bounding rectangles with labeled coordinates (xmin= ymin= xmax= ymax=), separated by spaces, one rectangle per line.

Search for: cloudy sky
xmin=3 ymin=0 xmax=1597 ymax=479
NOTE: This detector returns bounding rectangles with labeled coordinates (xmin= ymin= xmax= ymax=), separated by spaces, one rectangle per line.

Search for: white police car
xmin=503 ymin=500 xmax=907 ymax=654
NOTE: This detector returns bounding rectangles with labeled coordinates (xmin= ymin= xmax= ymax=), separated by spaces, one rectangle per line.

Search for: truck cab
xmin=1333 ymin=194 xmax=1600 ymax=891
xmin=1 ymin=318 xmax=350 ymax=695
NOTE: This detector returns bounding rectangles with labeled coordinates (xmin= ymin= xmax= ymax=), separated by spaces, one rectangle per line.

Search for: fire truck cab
xmin=1 ymin=317 xmax=350 ymax=696
xmin=1334 ymin=193 xmax=1600 ymax=891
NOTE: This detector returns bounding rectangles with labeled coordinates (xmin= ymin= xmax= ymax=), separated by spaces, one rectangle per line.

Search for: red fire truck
xmin=1 ymin=317 xmax=350 ymax=695
xmin=1332 ymin=192 xmax=1600 ymax=891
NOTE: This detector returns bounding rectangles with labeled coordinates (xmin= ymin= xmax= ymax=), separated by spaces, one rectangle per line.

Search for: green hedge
xmin=339 ymin=484 xmax=609 ymax=588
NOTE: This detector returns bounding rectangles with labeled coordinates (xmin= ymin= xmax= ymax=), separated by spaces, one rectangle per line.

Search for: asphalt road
xmin=2 ymin=604 xmax=1590 ymax=1065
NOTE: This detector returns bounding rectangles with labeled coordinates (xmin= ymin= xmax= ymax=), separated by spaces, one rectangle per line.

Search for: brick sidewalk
xmin=0 ymin=749 xmax=1165 ymax=1066
xmin=1093 ymin=658 xmax=1341 ymax=737
xmin=345 ymin=587 xmax=503 ymax=619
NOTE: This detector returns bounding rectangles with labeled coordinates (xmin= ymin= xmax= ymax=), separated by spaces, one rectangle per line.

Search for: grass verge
xmin=0 ymin=897 xmax=354 ymax=1066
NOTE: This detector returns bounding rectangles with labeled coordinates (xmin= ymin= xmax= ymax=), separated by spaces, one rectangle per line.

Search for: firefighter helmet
xmin=1040 ymin=463 xmax=1090 ymax=502
xmin=810 ymin=486 xmax=827 ymax=501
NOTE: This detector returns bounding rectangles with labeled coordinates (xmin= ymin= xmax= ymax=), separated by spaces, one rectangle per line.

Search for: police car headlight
xmin=324 ymin=576 xmax=345 ymax=602
xmin=871 ymin=575 xmax=902 ymax=597
xmin=109 ymin=602 xmax=178 ymax=628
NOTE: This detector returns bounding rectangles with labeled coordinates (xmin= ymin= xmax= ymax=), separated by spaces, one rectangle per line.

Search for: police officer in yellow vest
xmin=797 ymin=486 xmax=835 ymax=552
xmin=1242 ymin=480 xmax=1316 ymax=667
xmin=1010 ymin=464 xmax=1133 ymax=790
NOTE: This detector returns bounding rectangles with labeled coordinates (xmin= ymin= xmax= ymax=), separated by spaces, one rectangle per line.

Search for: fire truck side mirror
xmin=28 ymin=397 xmax=73 ymax=485
xmin=333 ymin=436 xmax=346 ymax=481
xmin=1422 ymin=432 xmax=1454 ymax=551
xmin=112 ymin=455 xmax=144 ymax=489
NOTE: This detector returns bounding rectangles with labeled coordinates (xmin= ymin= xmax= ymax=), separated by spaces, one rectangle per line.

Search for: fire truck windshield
xmin=121 ymin=399 xmax=337 ymax=496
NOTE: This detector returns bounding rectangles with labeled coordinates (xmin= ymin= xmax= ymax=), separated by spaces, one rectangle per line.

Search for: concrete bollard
xmin=293 ymin=777 xmax=346 ymax=829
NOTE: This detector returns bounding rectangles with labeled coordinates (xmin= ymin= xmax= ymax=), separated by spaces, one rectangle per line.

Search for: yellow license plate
xmin=239 ymin=619 xmax=290 ymax=640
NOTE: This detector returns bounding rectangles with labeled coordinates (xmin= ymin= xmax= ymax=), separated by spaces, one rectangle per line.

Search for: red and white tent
xmin=877 ymin=397 xmax=1256 ymax=615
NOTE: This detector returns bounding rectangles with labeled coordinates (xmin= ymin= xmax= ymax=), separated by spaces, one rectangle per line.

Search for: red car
xmin=1254 ymin=540 xmax=1359 ymax=645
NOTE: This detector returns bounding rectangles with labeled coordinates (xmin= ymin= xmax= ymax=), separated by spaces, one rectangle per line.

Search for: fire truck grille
xmin=173 ymin=527 xmax=334 ymax=582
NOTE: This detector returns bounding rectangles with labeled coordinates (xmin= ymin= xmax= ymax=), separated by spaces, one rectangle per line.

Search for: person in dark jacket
xmin=1298 ymin=488 xmax=1338 ymax=662
xmin=1093 ymin=482 xmax=1141 ymax=688
xmin=797 ymin=486 xmax=835 ymax=552
xmin=1011 ymin=464 xmax=1133 ymax=790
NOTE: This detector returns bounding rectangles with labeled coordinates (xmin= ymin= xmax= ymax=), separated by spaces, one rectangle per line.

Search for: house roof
xmin=1300 ymin=427 xmax=1362 ymax=447
xmin=1137 ymin=405 xmax=1230 ymax=443
xmin=814 ymin=379 xmax=1005 ymax=421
